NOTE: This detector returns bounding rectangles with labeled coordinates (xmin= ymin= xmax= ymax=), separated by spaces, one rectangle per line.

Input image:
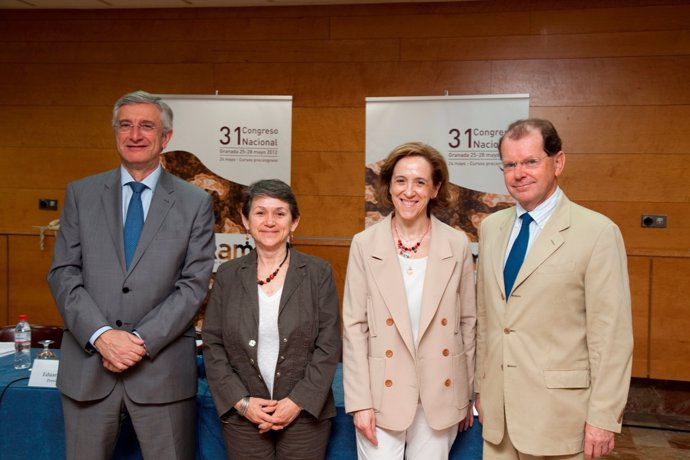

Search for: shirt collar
xmin=515 ymin=186 xmax=561 ymax=228
xmin=120 ymin=164 xmax=161 ymax=192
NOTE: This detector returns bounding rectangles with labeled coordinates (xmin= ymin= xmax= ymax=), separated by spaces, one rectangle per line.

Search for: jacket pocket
xmin=536 ymin=261 xmax=575 ymax=274
xmin=543 ymin=369 xmax=591 ymax=389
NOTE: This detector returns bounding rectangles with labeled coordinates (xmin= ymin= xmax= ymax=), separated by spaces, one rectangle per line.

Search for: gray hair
xmin=112 ymin=90 xmax=173 ymax=134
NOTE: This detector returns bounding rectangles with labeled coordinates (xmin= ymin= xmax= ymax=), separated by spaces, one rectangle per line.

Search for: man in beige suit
xmin=475 ymin=119 xmax=633 ymax=460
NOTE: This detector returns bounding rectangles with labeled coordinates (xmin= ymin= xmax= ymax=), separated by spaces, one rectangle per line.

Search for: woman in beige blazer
xmin=343 ymin=142 xmax=476 ymax=459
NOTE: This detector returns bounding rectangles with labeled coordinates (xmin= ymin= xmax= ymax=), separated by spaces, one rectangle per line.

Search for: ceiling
xmin=0 ymin=0 xmax=461 ymax=9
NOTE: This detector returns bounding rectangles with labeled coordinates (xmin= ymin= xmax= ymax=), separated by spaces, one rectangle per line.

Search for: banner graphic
xmin=365 ymin=94 xmax=529 ymax=253
xmin=160 ymin=95 xmax=292 ymax=270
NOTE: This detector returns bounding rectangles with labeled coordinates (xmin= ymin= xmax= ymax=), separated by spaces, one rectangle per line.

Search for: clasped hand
xmin=95 ymin=329 xmax=146 ymax=372
xmin=239 ymin=397 xmax=302 ymax=433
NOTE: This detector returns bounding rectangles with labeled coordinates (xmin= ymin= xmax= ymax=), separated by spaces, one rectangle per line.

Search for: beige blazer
xmin=343 ymin=214 xmax=476 ymax=431
xmin=475 ymin=193 xmax=633 ymax=455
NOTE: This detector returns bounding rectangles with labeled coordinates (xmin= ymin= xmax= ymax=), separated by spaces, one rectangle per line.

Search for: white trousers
xmin=356 ymin=403 xmax=458 ymax=460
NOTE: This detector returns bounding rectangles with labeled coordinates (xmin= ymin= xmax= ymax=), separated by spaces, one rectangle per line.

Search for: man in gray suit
xmin=48 ymin=90 xmax=216 ymax=460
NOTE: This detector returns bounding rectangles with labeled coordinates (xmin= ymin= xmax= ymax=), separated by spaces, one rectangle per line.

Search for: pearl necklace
xmin=257 ymin=247 xmax=289 ymax=285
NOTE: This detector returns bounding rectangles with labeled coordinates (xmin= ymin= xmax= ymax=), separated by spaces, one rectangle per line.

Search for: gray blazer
xmin=202 ymin=248 xmax=341 ymax=421
xmin=48 ymin=167 xmax=216 ymax=404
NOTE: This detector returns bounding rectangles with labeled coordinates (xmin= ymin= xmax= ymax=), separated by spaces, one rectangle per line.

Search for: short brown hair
xmin=376 ymin=142 xmax=450 ymax=213
xmin=498 ymin=118 xmax=562 ymax=158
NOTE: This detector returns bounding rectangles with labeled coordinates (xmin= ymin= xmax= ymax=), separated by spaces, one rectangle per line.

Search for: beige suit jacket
xmin=343 ymin=214 xmax=476 ymax=431
xmin=475 ymin=193 xmax=633 ymax=455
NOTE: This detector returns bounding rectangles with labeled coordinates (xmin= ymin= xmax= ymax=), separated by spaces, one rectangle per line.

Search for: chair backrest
xmin=0 ymin=325 xmax=14 ymax=343
xmin=0 ymin=324 xmax=64 ymax=348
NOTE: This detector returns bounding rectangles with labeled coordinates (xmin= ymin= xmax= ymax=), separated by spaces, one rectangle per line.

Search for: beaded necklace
xmin=393 ymin=217 xmax=430 ymax=258
xmin=257 ymin=247 xmax=290 ymax=285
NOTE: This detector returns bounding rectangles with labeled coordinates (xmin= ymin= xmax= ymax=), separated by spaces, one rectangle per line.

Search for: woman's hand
xmin=236 ymin=397 xmax=278 ymax=431
xmin=458 ymin=402 xmax=474 ymax=432
xmin=353 ymin=409 xmax=378 ymax=446
xmin=270 ymin=397 xmax=302 ymax=431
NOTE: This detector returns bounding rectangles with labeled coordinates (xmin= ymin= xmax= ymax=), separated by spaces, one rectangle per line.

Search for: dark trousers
xmin=221 ymin=412 xmax=331 ymax=460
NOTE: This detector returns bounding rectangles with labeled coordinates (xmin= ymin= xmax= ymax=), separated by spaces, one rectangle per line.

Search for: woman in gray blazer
xmin=203 ymin=179 xmax=341 ymax=460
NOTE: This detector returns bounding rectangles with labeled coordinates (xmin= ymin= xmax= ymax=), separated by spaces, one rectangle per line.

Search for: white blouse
xmin=397 ymin=255 xmax=428 ymax=348
xmin=257 ymin=285 xmax=283 ymax=397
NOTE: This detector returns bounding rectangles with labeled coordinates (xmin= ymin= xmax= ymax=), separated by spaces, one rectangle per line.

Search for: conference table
xmin=0 ymin=350 xmax=482 ymax=459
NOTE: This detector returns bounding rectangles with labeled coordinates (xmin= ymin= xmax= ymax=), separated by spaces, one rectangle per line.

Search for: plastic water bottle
xmin=14 ymin=314 xmax=32 ymax=370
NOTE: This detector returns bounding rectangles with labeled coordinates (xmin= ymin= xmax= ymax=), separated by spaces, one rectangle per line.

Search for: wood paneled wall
xmin=1 ymin=0 xmax=689 ymax=378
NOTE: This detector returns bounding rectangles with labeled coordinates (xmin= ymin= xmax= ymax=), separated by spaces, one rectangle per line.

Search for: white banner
xmin=159 ymin=95 xmax=292 ymax=270
xmin=365 ymin=94 xmax=529 ymax=252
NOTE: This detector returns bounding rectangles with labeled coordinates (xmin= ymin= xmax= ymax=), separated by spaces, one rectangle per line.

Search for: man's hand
xmin=584 ymin=423 xmax=615 ymax=459
xmin=95 ymin=330 xmax=146 ymax=373
xmin=353 ymin=409 xmax=378 ymax=446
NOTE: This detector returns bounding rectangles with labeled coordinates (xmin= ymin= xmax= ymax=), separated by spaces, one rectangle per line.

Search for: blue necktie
xmin=504 ymin=213 xmax=533 ymax=297
xmin=124 ymin=182 xmax=147 ymax=269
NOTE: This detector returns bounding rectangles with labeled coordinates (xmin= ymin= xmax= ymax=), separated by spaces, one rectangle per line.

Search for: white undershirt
xmin=258 ymin=285 xmax=283 ymax=398
xmin=398 ymin=255 xmax=428 ymax=348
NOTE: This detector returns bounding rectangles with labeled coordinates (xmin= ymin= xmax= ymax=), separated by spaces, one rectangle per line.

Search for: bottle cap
xmin=18 ymin=314 xmax=27 ymax=321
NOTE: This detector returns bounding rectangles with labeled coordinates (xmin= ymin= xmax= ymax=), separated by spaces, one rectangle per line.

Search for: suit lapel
xmin=101 ymin=169 xmax=125 ymax=272
xmin=240 ymin=251 xmax=261 ymax=327
xmin=417 ymin=216 xmax=455 ymax=343
xmin=491 ymin=210 xmax=516 ymax=299
xmin=511 ymin=196 xmax=570 ymax=293
xmin=279 ymin=249 xmax=305 ymax=316
xmin=368 ymin=215 xmax=416 ymax=356
xmin=126 ymin=169 xmax=176 ymax=273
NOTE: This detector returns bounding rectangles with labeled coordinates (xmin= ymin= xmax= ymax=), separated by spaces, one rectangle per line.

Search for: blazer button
xmin=276 ymin=371 xmax=281 ymax=378
xmin=385 ymin=379 xmax=393 ymax=387
xmin=442 ymin=349 xmax=449 ymax=356
xmin=503 ymin=328 xmax=511 ymax=335
xmin=249 ymin=339 xmax=257 ymax=347
xmin=122 ymin=287 xmax=130 ymax=293
xmin=115 ymin=320 xmax=122 ymax=327
xmin=386 ymin=318 xmax=394 ymax=326
xmin=444 ymin=378 xmax=452 ymax=387
xmin=501 ymin=293 xmax=505 ymax=301
xmin=250 ymin=358 xmax=255 ymax=364
xmin=440 ymin=318 xmax=448 ymax=326
xmin=385 ymin=349 xmax=393 ymax=358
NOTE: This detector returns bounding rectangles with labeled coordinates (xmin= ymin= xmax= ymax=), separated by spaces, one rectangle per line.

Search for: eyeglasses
xmin=114 ymin=121 xmax=160 ymax=133
xmin=499 ymin=155 xmax=549 ymax=173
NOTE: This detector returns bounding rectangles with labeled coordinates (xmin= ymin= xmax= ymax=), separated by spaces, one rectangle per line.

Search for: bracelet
xmin=237 ymin=397 xmax=250 ymax=417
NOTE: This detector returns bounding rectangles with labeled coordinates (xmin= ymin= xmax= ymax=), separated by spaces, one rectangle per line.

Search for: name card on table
xmin=28 ymin=359 xmax=59 ymax=387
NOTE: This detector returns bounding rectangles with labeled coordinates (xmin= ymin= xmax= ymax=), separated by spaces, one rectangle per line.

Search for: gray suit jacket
xmin=48 ymin=167 xmax=215 ymax=404
xmin=202 ymin=248 xmax=341 ymax=421
xmin=475 ymin=193 xmax=633 ymax=455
